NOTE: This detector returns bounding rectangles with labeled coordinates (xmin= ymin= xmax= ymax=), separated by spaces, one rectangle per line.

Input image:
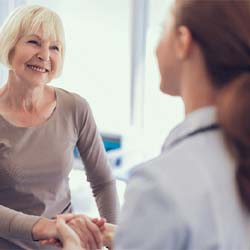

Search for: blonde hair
xmin=0 ymin=5 xmax=65 ymax=71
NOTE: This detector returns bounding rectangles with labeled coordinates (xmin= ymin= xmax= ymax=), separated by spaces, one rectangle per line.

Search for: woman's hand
xmin=39 ymin=214 xmax=78 ymax=248
xmin=67 ymin=214 xmax=103 ymax=250
xmin=32 ymin=217 xmax=57 ymax=241
xmin=91 ymin=217 xmax=106 ymax=232
xmin=36 ymin=214 xmax=110 ymax=250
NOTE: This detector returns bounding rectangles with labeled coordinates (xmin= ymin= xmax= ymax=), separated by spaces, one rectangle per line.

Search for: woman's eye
xmin=27 ymin=40 xmax=39 ymax=45
xmin=51 ymin=46 xmax=60 ymax=51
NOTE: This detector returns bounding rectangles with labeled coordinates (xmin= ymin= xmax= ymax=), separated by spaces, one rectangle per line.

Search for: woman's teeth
xmin=28 ymin=65 xmax=48 ymax=73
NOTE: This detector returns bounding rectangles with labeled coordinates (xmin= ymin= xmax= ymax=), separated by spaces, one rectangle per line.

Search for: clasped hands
xmin=32 ymin=213 xmax=115 ymax=250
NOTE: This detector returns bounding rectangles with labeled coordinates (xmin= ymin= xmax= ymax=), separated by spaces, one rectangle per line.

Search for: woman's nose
xmin=37 ymin=47 xmax=50 ymax=61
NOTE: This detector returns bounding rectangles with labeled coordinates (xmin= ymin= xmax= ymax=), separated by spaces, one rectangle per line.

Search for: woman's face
xmin=9 ymin=29 xmax=62 ymax=86
xmin=156 ymin=15 xmax=181 ymax=96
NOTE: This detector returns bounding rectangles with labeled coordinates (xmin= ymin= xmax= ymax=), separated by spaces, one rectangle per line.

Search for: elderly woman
xmin=0 ymin=4 xmax=119 ymax=250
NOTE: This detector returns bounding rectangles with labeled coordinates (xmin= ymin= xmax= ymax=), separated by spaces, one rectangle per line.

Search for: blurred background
xmin=0 ymin=0 xmax=184 ymax=216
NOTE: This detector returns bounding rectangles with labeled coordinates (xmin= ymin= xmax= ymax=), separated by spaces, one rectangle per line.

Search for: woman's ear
xmin=174 ymin=25 xmax=192 ymax=60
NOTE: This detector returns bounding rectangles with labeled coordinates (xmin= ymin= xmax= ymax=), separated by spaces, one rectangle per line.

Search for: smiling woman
xmin=10 ymin=32 xmax=62 ymax=87
xmin=0 ymin=5 xmax=65 ymax=68
xmin=0 ymin=5 xmax=118 ymax=250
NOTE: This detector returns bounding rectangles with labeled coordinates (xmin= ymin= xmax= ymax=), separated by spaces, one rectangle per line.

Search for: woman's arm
xmin=74 ymin=96 xmax=120 ymax=223
xmin=31 ymin=217 xmax=57 ymax=241
xmin=0 ymin=204 xmax=60 ymax=243
xmin=0 ymin=205 xmax=41 ymax=240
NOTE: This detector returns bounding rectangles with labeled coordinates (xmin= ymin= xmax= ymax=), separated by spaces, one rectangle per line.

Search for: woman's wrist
xmin=32 ymin=217 xmax=56 ymax=241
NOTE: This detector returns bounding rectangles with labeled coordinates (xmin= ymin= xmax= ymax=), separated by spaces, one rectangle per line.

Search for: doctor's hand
xmin=92 ymin=218 xmax=116 ymax=250
xmin=56 ymin=215 xmax=84 ymax=250
xmin=102 ymin=223 xmax=116 ymax=250
xmin=67 ymin=214 xmax=103 ymax=250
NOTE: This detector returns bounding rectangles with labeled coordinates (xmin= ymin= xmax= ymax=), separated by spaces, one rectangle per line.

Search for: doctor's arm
xmin=114 ymin=168 xmax=190 ymax=250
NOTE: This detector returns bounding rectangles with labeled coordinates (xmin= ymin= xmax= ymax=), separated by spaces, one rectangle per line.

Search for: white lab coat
xmin=115 ymin=106 xmax=250 ymax=250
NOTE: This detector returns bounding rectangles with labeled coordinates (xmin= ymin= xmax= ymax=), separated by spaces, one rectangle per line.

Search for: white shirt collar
xmin=162 ymin=106 xmax=218 ymax=152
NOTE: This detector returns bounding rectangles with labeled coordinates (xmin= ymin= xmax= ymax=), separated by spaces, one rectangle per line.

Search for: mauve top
xmin=0 ymin=87 xmax=119 ymax=250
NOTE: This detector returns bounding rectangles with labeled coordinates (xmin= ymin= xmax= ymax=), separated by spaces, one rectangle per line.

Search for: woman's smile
xmin=26 ymin=64 xmax=50 ymax=73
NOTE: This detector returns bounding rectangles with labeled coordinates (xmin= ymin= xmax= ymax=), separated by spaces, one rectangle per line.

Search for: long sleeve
xmin=114 ymin=166 xmax=190 ymax=250
xmin=75 ymin=96 xmax=119 ymax=223
xmin=0 ymin=88 xmax=118 ymax=249
xmin=0 ymin=205 xmax=40 ymax=240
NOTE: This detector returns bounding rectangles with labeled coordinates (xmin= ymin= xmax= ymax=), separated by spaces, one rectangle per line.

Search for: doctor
xmin=115 ymin=0 xmax=250 ymax=249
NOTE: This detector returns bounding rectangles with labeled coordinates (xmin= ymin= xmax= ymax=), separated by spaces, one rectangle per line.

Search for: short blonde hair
xmin=0 ymin=5 xmax=65 ymax=71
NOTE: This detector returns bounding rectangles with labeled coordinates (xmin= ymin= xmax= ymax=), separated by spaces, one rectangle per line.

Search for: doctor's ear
xmin=174 ymin=25 xmax=193 ymax=60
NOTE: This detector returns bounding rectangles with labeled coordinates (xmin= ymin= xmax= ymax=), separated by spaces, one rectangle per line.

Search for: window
xmin=143 ymin=0 xmax=184 ymax=154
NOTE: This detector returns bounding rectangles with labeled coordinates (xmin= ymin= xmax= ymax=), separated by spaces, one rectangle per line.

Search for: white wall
xmin=26 ymin=0 xmax=130 ymax=134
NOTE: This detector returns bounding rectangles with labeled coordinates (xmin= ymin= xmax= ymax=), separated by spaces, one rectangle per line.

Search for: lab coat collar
xmin=162 ymin=106 xmax=218 ymax=152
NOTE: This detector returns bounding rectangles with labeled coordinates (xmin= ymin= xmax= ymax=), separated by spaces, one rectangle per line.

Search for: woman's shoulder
xmin=55 ymin=87 xmax=87 ymax=105
xmin=55 ymin=87 xmax=93 ymax=128
xmin=55 ymin=87 xmax=90 ymax=112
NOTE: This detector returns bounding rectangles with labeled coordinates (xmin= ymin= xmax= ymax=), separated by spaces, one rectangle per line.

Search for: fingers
xmin=102 ymin=223 xmax=116 ymax=250
xmin=56 ymin=217 xmax=71 ymax=239
xmin=57 ymin=213 xmax=75 ymax=222
xmin=55 ymin=214 xmax=105 ymax=250
xmin=67 ymin=217 xmax=90 ymax=250
xmin=40 ymin=238 xmax=62 ymax=248
xmin=40 ymin=239 xmax=56 ymax=246
xmin=86 ymin=218 xmax=103 ymax=249
xmin=92 ymin=217 xmax=106 ymax=225
xmin=56 ymin=216 xmax=83 ymax=250
xmin=92 ymin=217 xmax=106 ymax=232
xmin=57 ymin=217 xmax=80 ymax=241
xmin=67 ymin=215 xmax=103 ymax=250
xmin=84 ymin=226 xmax=96 ymax=250
xmin=91 ymin=217 xmax=106 ymax=234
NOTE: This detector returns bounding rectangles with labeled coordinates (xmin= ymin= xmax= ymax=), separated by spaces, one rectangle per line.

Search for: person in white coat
xmin=52 ymin=0 xmax=250 ymax=249
xmin=115 ymin=0 xmax=250 ymax=249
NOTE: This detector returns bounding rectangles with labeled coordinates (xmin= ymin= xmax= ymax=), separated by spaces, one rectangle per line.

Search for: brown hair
xmin=174 ymin=0 xmax=250 ymax=210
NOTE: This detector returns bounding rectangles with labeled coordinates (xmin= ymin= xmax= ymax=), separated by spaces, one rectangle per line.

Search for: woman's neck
xmin=0 ymin=72 xmax=47 ymax=113
xmin=180 ymin=70 xmax=217 ymax=115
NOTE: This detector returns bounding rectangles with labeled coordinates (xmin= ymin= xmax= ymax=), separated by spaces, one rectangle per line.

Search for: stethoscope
xmin=168 ymin=124 xmax=220 ymax=149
